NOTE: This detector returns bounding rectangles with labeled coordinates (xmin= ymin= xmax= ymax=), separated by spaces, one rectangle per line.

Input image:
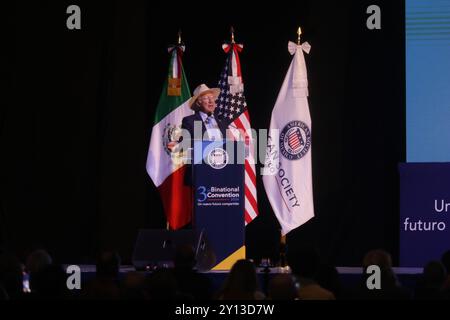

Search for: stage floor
xmin=70 ymin=265 xmax=424 ymax=274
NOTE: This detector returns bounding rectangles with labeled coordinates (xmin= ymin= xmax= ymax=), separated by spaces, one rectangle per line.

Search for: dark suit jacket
xmin=181 ymin=112 xmax=228 ymax=141
xmin=181 ymin=112 xmax=228 ymax=185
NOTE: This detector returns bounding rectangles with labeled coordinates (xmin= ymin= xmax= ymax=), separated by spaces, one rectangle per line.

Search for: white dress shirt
xmin=199 ymin=111 xmax=223 ymax=141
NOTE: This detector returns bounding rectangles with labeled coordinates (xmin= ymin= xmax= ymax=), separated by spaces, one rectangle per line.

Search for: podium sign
xmin=193 ymin=140 xmax=245 ymax=270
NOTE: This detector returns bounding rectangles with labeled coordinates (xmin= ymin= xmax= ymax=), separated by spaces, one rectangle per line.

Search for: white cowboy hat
xmin=188 ymin=84 xmax=220 ymax=109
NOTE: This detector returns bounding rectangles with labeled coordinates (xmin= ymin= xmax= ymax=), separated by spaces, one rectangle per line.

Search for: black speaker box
xmin=132 ymin=229 xmax=215 ymax=272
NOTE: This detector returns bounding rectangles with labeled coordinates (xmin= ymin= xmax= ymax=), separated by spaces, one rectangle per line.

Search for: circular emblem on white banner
xmin=280 ymin=120 xmax=311 ymax=160
xmin=207 ymin=148 xmax=229 ymax=170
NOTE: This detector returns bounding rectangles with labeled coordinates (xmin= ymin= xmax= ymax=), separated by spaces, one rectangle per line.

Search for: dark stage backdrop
xmin=1 ymin=0 xmax=405 ymax=266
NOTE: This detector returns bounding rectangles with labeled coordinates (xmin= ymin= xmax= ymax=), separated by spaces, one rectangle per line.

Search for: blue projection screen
xmin=406 ymin=0 xmax=450 ymax=162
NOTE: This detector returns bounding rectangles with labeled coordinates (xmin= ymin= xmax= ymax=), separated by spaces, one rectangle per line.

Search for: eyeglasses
xmin=199 ymin=95 xmax=215 ymax=102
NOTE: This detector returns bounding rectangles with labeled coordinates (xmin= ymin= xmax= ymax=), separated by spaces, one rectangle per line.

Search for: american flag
xmin=216 ymin=43 xmax=259 ymax=224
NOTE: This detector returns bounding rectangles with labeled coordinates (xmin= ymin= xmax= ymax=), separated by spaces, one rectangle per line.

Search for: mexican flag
xmin=146 ymin=45 xmax=193 ymax=229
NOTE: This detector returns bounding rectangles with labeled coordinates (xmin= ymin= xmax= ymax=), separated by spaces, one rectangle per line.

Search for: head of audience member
xmin=268 ymin=274 xmax=299 ymax=300
xmin=219 ymin=259 xmax=263 ymax=300
xmin=145 ymin=268 xmax=178 ymax=300
xmin=30 ymin=264 xmax=68 ymax=299
xmin=286 ymin=245 xmax=320 ymax=280
xmin=362 ymin=249 xmax=398 ymax=287
xmin=26 ymin=249 xmax=52 ymax=275
xmin=120 ymin=271 xmax=147 ymax=299
xmin=0 ymin=253 xmax=23 ymax=299
xmin=96 ymin=251 xmax=121 ymax=280
xmin=441 ymin=250 xmax=450 ymax=275
xmin=422 ymin=260 xmax=446 ymax=289
xmin=315 ymin=263 xmax=342 ymax=298
xmin=363 ymin=249 xmax=392 ymax=269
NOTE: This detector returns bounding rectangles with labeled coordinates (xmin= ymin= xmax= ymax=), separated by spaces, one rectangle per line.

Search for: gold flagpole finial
xmin=297 ymin=27 xmax=302 ymax=45
xmin=178 ymin=30 xmax=182 ymax=45
xmin=230 ymin=26 xmax=235 ymax=44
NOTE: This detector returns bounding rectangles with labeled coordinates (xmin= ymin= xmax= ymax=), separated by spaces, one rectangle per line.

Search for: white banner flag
xmin=262 ymin=41 xmax=314 ymax=236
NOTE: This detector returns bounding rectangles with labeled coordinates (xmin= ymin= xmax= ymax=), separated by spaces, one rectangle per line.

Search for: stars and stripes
xmin=216 ymin=44 xmax=259 ymax=224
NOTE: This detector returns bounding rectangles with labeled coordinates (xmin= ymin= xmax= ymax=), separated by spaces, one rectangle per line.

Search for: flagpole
xmin=277 ymin=26 xmax=303 ymax=266
xmin=280 ymin=234 xmax=287 ymax=267
xmin=175 ymin=28 xmax=196 ymax=230
xmin=166 ymin=30 xmax=183 ymax=232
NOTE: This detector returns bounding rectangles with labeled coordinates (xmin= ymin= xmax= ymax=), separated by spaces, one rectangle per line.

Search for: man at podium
xmin=178 ymin=85 xmax=247 ymax=270
xmin=181 ymin=84 xmax=228 ymax=142
xmin=181 ymin=84 xmax=229 ymax=186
